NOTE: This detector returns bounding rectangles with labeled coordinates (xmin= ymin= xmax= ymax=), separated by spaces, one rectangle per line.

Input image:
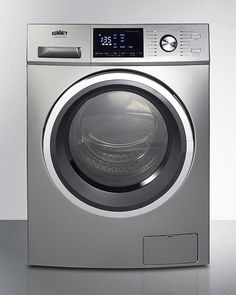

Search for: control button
xmin=191 ymin=33 xmax=201 ymax=40
xmin=191 ymin=48 xmax=201 ymax=53
xmin=160 ymin=35 xmax=178 ymax=52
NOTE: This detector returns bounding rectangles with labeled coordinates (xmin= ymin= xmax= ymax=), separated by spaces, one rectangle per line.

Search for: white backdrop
xmin=0 ymin=0 xmax=235 ymax=219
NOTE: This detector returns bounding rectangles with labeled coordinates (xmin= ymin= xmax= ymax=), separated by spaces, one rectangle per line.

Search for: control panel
xmin=27 ymin=24 xmax=209 ymax=64
xmin=144 ymin=25 xmax=207 ymax=60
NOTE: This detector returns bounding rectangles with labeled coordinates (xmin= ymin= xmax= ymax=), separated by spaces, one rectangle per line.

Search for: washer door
xmin=69 ymin=90 xmax=168 ymax=189
xmin=43 ymin=70 xmax=194 ymax=217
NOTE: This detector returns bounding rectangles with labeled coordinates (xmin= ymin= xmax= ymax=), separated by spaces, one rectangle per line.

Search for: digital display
xmin=93 ymin=28 xmax=143 ymax=58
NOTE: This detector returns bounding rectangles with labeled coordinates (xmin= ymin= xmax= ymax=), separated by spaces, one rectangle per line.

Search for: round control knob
xmin=160 ymin=35 xmax=178 ymax=52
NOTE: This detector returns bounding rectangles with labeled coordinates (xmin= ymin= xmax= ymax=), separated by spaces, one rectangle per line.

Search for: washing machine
xmin=27 ymin=24 xmax=209 ymax=268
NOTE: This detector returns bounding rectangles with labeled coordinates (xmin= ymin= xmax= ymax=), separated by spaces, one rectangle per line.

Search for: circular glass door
xmin=69 ymin=91 xmax=168 ymax=189
xmin=43 ymin=70 xmax=194 ymax=215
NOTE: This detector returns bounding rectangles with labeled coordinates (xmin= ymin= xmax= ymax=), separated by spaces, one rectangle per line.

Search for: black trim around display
xmin=93 ymin=28 xmax=144 ymax=58
xmin=48 ymin=70 xmax=190 ymax=212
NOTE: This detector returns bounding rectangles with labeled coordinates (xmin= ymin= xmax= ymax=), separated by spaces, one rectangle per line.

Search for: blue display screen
xmin=93 ymin=28 xmax=143 ymax=58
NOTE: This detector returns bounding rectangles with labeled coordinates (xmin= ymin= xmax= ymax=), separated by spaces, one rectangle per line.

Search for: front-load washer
xmin=27 ymin=24 xmax=209 ymax=268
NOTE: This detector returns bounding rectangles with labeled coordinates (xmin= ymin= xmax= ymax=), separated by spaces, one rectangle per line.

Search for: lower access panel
xmin=143 ymin=234 xmax=198 ymax=265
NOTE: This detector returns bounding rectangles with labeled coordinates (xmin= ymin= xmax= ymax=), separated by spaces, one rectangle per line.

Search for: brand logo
xmin=52 ymin=30 xmax=68 ymax=36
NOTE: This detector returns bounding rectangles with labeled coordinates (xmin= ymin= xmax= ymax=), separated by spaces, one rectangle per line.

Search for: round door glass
xmin=69 ymin=90 xmax=168 ymax=188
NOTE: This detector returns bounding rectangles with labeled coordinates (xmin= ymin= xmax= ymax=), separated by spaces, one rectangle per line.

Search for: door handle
xmin=38 ymin=46 xmax=81 ymax=58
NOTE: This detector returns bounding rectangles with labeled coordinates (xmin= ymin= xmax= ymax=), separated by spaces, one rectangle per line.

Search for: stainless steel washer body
xmin=27 ymin=24 xmax=209 ymax=268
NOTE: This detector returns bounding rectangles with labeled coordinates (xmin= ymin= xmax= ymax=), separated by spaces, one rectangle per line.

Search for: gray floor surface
xmin=0 ymin=221 xmax=235 ymax=295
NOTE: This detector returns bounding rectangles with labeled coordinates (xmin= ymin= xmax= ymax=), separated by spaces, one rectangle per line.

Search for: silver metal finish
xmin=38 ymin=46 xmax=81 ymax=58
xmin=27 ymin=24 xmax=91 ymax=64
xmin=27 ymin=24 xmax=209 ymax=65
xmin=43 ymin=72 xmax=194 ymax=218
xmin=143 ymin=234 xmax=198 ymax=265
xmin=1 ymin=221 xmax=236 ymax=295
xmin=27 ymin=23 xmax=210 ymax=268
xmin=160 ymin=35 xmax=178 ymax=52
